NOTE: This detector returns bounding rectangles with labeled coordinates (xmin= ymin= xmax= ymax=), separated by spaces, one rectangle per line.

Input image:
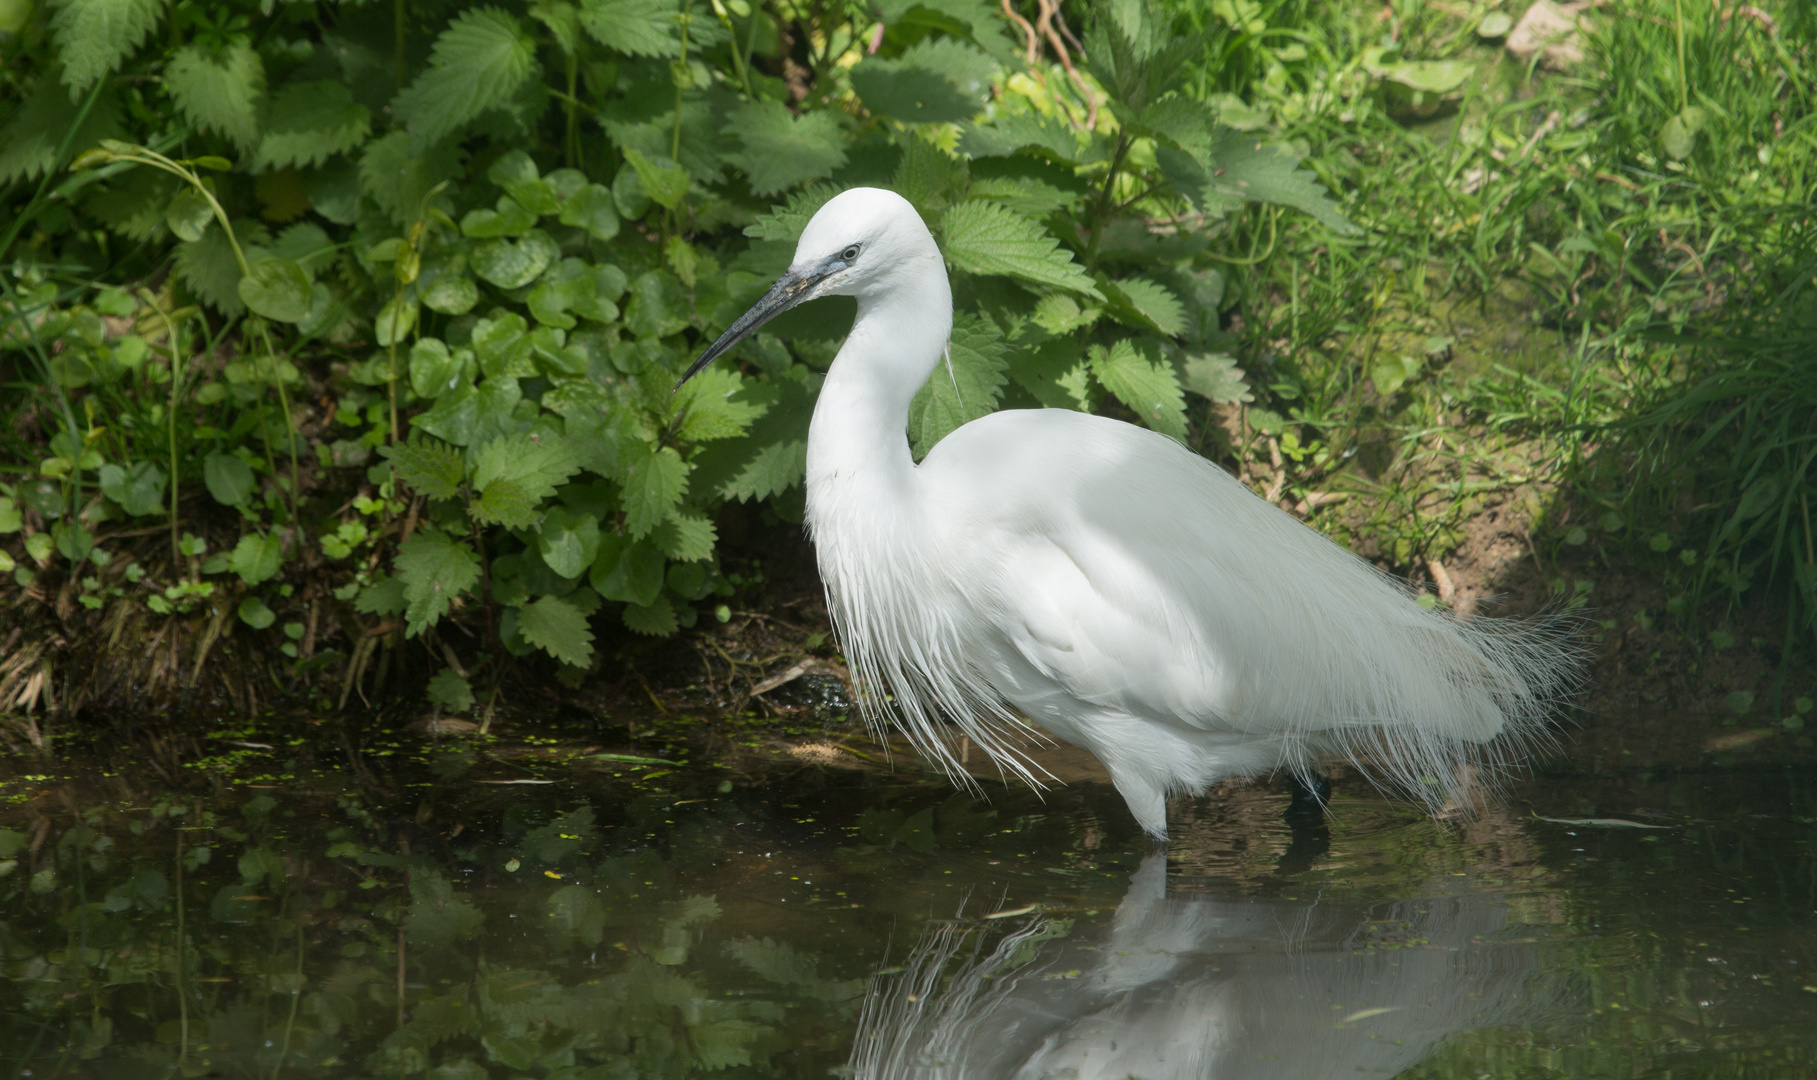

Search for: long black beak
xmin=674 ymin=260 xmax=838 ymax=390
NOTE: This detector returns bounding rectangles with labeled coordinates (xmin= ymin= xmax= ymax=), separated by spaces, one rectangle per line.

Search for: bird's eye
xmin=841 ymin=244 xmax=861 ymax=262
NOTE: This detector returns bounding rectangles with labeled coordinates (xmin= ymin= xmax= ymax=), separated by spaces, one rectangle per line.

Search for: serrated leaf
xmin=721 ymin=439 xmax=806 ymax=503
xmin=83 ymin=166 xmax=178 ymax=240
xmin=967 ymin=178 xmax=1078 ymax=219
xmin=389 ymin=439 xmax=467 ymax=500
xmin=164 ymin=40 xmax=265 ymax=151
xmin=674 ymin=367 xmax=768 ymax=442
xmin=959 ymin=110 xmax=1082 ymax=163
xmin=1182 ymin=352 xmax=1252 ymax=404
xmin=1159 ymin=128 xmax=1358 ymax=234
xmin=578 ymin=0 xmax=678 ymax=57
xmin=470 ymin=433 xmax=583 ymax=527
xmin=721 ymin=100 xmax=847 ymax=197
xmin=51 ymin=0 xmax=170 ymax=95
xmin=517 ymin=595 xmax=594 ymax=666
xmin=392 ymin=8 xmax=537 ymax=151
xmin=908 ymin=312 xmax=1008 ymax=458
xmin=1106 ymin=277 xmax=1187 ymax=337
xmin=204 ymin=454 xmax=255 ymax=505
xmin=851 ymin=39 xmax=995 ymax=124
xmin=650 ymin=511 xmax=716 ymax=561
xmin=175 ymin=222 xmax=254 ymax=315
xmin=0 ymin=77 xmax=125 ymax=185
xmin=743 ymin=183 xmax=840 ymax=242
xmin=620 ymin=446 xmax=688 ymax=539
xmin=253 ymin=81 xmax=371 ymax=172
xmin=355 ymin=575 xmax=407 ymax=616
xmin=238 ymin=258 xmax=312 ymax=324
xmin=622 ymin=594 xmax=677 ymax=636
xmin=1089 ymin=339 xmax=1187 ymax=440
xmin=537 ymin=507 xmax=599 ymax=579
xmin=942 ymin=201 xmax=1101 ymax=297
xmin=267 ymin=222 xmax=336 ymax=274
xmin=358 ymin=131 xmax=465 ymax=227
xmin=230 ymin=532 xmax=283 ymax=586
xmin=426 ymin=667 xmax=474 ymax=712
xmin=395 ymin=529 xmax=482 ymax=636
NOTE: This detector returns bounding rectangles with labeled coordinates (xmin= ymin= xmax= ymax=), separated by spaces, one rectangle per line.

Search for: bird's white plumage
xmin=757 ymin=187 xmax=1579 ymax=838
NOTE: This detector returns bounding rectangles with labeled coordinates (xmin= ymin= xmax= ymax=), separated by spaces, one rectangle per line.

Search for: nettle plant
xmin=0 ymin=0 xmax=1351 ymax=706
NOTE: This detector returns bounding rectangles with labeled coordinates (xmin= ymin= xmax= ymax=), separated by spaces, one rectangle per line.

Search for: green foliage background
xmin=1 ymin=0 xmax=1813 ymax=709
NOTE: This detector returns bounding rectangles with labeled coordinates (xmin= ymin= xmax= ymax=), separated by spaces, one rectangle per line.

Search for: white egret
xmin=680 ymin=188 xmax=1582 ymax=838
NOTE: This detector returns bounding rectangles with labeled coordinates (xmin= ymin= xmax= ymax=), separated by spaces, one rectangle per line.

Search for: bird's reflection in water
xmin=850 ymin=849 xmax=1535 ymax=1079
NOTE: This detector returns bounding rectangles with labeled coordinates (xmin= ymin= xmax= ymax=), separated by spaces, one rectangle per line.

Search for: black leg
xmin=1285 ymin=771 xmax=1331 ymax=818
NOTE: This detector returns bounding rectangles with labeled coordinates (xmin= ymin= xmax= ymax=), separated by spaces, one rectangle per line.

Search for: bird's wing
xmin=925 ymin=410 xmax=1511 ymax=743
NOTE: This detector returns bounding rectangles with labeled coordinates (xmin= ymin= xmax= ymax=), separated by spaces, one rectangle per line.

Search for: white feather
xmin=768 ymin=187 xmax=1584 ymax=839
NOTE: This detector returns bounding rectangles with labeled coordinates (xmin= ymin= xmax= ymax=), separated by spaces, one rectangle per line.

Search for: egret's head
xmin=675 ymin=188 xmax=938 ymax=388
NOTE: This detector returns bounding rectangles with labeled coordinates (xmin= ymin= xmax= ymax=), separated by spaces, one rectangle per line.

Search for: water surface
xmin=0 ymin=715 xmax=1812 ymax=1077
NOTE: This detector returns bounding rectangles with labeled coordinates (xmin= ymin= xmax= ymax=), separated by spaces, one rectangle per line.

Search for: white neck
xmin=804 ymin=255 xmax=951 ymax=515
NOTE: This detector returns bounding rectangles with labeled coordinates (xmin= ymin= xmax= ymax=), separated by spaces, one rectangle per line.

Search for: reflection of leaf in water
xmin=238 ymin=845 xmax=286 ymax=887
xmin=521 ymin=806 xmax=597 ymax=865
xmin=725 ymin=937 xmax=866 ymax=1005
xmin=653 ymin=895 xmax=721 ymax=965
xmin=406 ymin=871 xmax=485 ymax=946
xmin=407 ymin=985 xmax=480 ymax=1044
xmin=210 ymin=882 xmax=265 ymax=923
xmin=856 ymin=806 xmax=938 ymax=853
xmin=546 ymin=884 xmax=607 ymax=945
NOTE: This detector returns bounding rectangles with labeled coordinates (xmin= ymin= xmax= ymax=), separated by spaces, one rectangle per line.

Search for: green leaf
xmin=743 ymin=183 xmax=840 ymax=242
xmin=536 ymin=507 xmax=600 ymax=579
xmin=175 ymin=221 xmax=260 ymax=316
xmin=165 ymin=188 xmax=214 ymax=243
xmin=674 ymin=367 xmax=768 ymax=442
xmin=1379 ymin=58 xmax=1474 ymax=94
xmin=471 ymin=433 xmax=584 ymax=528
xmin=720 ymin=99 xmax=848 ymax=197
xmin=1089 ymin=340 xmax=1187 ymax=440
xmin=650 ymin=511 xmax=716 ymax=561
xmin=517 ymin=595 xmax=594 ymax=666
xmin=98 ymin=460 xmax=166 ymax=516
xmin=620 ymin=446 xmax=688 ymax=539
xmin=908 ymin=312 xmax=1008 ymax=457
xmin=358 ymin=131 xmax=465 ymax=228
xmin=461 ymin=196 xmax=539 ymax=237
xmin=1160 ymin=128 xmax=1358 ymax=234
xmin=1181 ymin=352 xmax=1252 ymax=404
xmin=51 ymin=0 xmax=169 ymax=95
xmin=420 ymin=263 xmax=480 ymax=316
xmin=204 ymin=454 xmax=255 ymax=505
xmin=960 ymin=109 xmax=1083 ymax=163
xmin=558 ymin=183 xmax=620 ymax=240
xmin=1661 ymin=105 xmax=1706 ymax=161
xmin=395 ymin=529 xmax=482 ymax=636
xmin=355 ymin=575 xmax=407 ymax=616
xmin=590 ymin=534 xmax=665 ymax=606
xmin=621 ymin=147 xmax=688 ymax=210
xmin=941 ymin=201 xmax=1101 ymax=297
xmin=164 ymin=40 xmax=265 ymax=151
xmin=471 ymin=229 xmax=558 ymax=289
xmin=622 ymin=594 xmax=677 ymax=636
xmin=1105 ymin=277 xmax=1186 ymax=337
xmin=252 ymin=81 xmax=371 ymax=172
xmin=408 ymin=338 xmax=465 ymax=398
xmin=1370 ymin=352 xmax=1422 ymax=397
xmin=237 ymin=596 xmax=276 ymax=629
xmin=578 ymin=0 xmax=678 ymax=56
xmin=238 ymin=258 xmax=313 ymax=324
xmin=426 ymin=667 xmax=474 ymax=712
xmin=392 ymin=8 xmax=538 ymax=151
xmin=0 ymin=77 xmax=125 ymax=185
xmin=0 ymin=498 xmax=21 ymax=534
xmin=230 ymin=532 xmax=283 ymax=586
xmin=471 ymin=312 xmax=535 ymax=378
xmin=389 ymin=439 xmax=467 ymax=500
xmin=851 ymin=39 xmax=996 ymax=124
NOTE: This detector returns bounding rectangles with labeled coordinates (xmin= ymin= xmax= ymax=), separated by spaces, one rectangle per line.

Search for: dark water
xmin=1 ymin=717 xmax=1813 ymax=1078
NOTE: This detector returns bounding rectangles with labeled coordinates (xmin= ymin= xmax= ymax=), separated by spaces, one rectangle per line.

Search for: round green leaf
xmin=1476 ymin=11 xmax=1512 ymax=36
xmin=238 ymin=258 xmax=314 ymax=324
xmin=166 ymin=188 xmax=215 ymax=242
xmin=237 ymin=596 xmax=276 ymax=629
xmin=204 ymin=454 xmax=256 ymax=506
xmin=471 ymin=229 xmax=558 ymax=289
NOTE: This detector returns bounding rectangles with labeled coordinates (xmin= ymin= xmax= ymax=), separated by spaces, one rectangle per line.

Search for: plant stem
xmin=565 ymin=52 xmax=580 ymax=169
xmin=144 ymin=294 xmax=185 ymax=564
xmin=673 ymin=1 xmax=692 ymax=162
xmin=1673 ymin=0 xmax=1688 ymax=113
xmin=1084 ymin=132 xmax=1131 ymax=270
